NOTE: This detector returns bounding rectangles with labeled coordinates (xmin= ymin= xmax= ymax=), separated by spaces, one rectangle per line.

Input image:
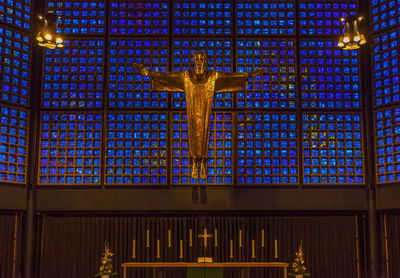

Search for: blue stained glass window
xmin=238 ymin=112 xmax=298 ymax=185
xmin=0 ymin=106 xmax=28 ymax=183
xmin=172 ymin=39 xmax=233 ymax=109
xmin=47 ymin=0 xmax=106 ymax=34
xmin=375 ymin=108 xmax=400 ymax=183
xmin=370 ymin=0 xmax=400 ymax=32
xmin=299 ymin=0 xmax=356 ymax=35
xmin=302 ymin=113 xmax=364 ymax=184
xmin=105 ymin=112 xmax=167 ymax=185
xmin=38 ymin=112 xmax=102 ymax=185
xmin=173 ymin=0 xmax=232 ymax=35
xmin=108 ymin=39 xmax=168 ymax=109
xmin=0 ymin=27 xmax=30 ymax=106
xmin=372 ymin=29 xmax=400 ymax=107
xmin=237 ymin=39 xmax=296 ymax=109
xmin=42 ymin=39 xmax=104 ymax=108
xmin=236 ymin=1 xmax=295 ymax=35
xmin=172 ymin=112 xmax=233 ymax=185
xmin=110 ymin=0 xmax=168 ymax=35
xmin=300 ymin=39 xmax=361 ymax=109
xmin=0 ymin=0 xmax=32 ymax=30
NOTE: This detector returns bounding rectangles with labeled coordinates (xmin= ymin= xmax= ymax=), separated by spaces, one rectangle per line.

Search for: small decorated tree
xmin=289 ymin=241 xmax=310 ymax=277
xmin=95 ymin=241 xmax=117 ymax=277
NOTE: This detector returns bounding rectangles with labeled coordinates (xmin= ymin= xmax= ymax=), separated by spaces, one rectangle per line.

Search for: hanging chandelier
xmin=337 ymin=16 xmax=366 ymax=50
xmin=36 ymin=11 xmax=64 ymax=49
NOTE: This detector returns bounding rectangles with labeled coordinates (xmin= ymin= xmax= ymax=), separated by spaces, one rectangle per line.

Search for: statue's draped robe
xmin=151 ymin=70 xmax=248 ymax=180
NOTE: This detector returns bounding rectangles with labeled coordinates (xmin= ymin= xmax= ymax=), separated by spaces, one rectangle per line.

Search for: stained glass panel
xmin=300 ymin=39 xmax=361 ymax=109
xmin=172 ymin=112 xmax=232 ymax=185
xmin=299 ymin=0 xmax=356 ymax=35
xmin=236 ymin=1 xmax=295 ymax=35
xmin=372 ymin=29 xmax=400 ymax=107
xmin=108 ymin=39 xmax=168 ymax=109
xmin=375 ymin=108 xmax=400 ymax=183
xmin=0 ymin=0 xmax=31 ymax=30
xmin=237 ymin=39 xmax=296 ymax=109
xmin=302 ymin=113 xmax=364 ymax=184
xmin=0 ymin=106 xmax=28 ymax=184
xmin=173 ymin=0 xmax=232 ymax=35
xmin=42 ymin=39 xmax=105 ymax=108
xmin=47 ymin=0 xmax=106 ymax=35
xmin=172 ymin=39 xmax=233 ymax=109
xmin=105 ymin=112 xmax=167 ymax=185
xmin=38 ymin=112 xmax=102 ymax=185
xmin=238 ymin=112 xmax=298 ymax=185
xmin=0 ymin=27 xmax=30 ymax=106
xmin=110 ymin=0 xmax=168 ymax=35
xmin=370 ymin=0 xmax=400 ymax=32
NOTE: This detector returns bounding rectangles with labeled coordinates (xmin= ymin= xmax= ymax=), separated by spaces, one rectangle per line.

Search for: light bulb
xmin=45 ymin=33 xmax=52 ymax=40
xmin=343 ymin=37 xmax=350 ymax=43
xmin=338 ymin=42 xmax=345 ymax=47
xmin=56 ymin=37 xmax=63 ymax=44
xmin=36 ymin=35 xmax=43 ymax=42
xmin=354 ymin=36 xmax=361 ymax=42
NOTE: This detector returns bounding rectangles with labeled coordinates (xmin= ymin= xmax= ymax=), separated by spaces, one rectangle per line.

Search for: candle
xmin=230 ymin=239 xmax=233 ymax=258
xmin=251 ymin=239 xmax=255 ymax=258
xmin=132 ymin=239 xmax=136 ymax=259
xmin=274 ymin=239 xmax=278 ymax=259
xmin=261 ymin=230 xmax=265 ymax=247
xmin=180 ymin=239 xmax=183 ymax=258
xmin=157 ymin=239 xmax=160 ymax=258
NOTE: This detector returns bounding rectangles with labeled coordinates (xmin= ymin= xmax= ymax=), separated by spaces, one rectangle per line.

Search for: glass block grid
xmin=237 ymin=39 xmax=296 ymax=109
xmin=172 ymin=39 xmax=233 ymax=109
xmin=105 ymin=112 xmax=167 ymax=185
xmin=172 ymin=112 xmax=233 ymax=185
xmin=371 ymin=0 xmax=400 ymax=32
xmin=300 ymin=39 xmax=361 ymax=109
xmin=47 ymin=0 xmax=106 ymax=35
xmin=0 ymin=0 xmax=31 ymax=30
xmin=0 ymin=27 xmax=30 ymax=106
xmin=108 ymin=39 xmax=168 ymax=109
xmin=236 ymin=1 xmax=295 ymax=35
xmin=173 ymin=0 xmax=232 ymax=35
xmin=38 ymin=112 xmax=102 ymax=185
xmin=237 ymin=112 xmax=298 ymax=185
xmin=299 ymin=0 xmax=357 ymax=35
xmin=372 ymin=29 xmax=400 ymax=107
xmin=42 ymin=39 xmax=105 ymax=109
xmin=375 ymin=108 xmax=400 ymax=183
xmin=302 ymin=113 xmax=364 ymax=185
xmin=0 ymin=106 xmax=28 ymax=183
xmin=110 ymin=0 xmax=168 ymax=35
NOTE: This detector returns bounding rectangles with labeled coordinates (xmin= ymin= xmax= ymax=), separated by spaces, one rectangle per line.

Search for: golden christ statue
xmin=134 ymin=51 xmax=266 ymax=180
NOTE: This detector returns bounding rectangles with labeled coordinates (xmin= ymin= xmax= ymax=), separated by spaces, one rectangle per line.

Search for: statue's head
xmin=193 ymin=51 xmax=207 ymax=75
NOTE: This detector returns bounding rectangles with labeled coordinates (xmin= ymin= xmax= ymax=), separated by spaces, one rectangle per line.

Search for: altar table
xmin=121 ymin=262 xmax=289 ymax=278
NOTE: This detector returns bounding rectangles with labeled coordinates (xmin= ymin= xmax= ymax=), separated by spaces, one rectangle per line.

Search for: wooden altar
xmin=121 ymin=262 xmax=289 ymax=278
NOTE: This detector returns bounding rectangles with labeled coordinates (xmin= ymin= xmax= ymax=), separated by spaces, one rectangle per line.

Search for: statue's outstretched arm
xmin=248 ymin=67 xmax=267 ymax=78
xmin=215 ymin=68 xmax=266 ymax=93
xmin=133 ymin=63 xmax=184 ymax=92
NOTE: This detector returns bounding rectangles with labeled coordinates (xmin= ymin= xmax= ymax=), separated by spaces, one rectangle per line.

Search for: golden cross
xmin=198 ymin=228 xmax=213 ymax=248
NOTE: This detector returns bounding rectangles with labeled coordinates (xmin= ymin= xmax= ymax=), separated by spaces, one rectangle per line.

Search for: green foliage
xmin=289 ymin=242 xmax=311 ymax=277
xmin=95 ymin=242 xmax=117 ymax=277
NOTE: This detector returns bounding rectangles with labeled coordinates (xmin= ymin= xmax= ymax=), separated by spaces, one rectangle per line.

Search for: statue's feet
xmin=200 ymin=161 xmax=207 ymax=180
xmin=191 ymin=163 xmax=199 ymax=180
